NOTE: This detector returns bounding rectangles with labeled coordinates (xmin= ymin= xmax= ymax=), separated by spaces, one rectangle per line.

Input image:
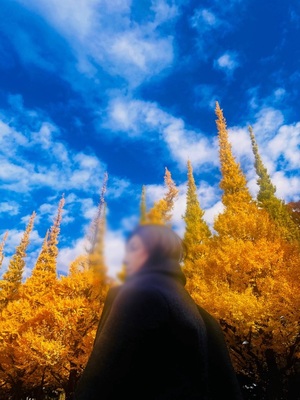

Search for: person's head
xmin=123 ymin=224 xmax=186 ymax=276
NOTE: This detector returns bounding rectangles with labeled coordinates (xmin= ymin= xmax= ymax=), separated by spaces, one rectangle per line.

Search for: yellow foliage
xmin=0 ymin=212 xmax=35 ymax=309
xmin=1 ymin=106 xmax=299 ymax=397
xmin=146 ymin=167 xmax=179 ymax=225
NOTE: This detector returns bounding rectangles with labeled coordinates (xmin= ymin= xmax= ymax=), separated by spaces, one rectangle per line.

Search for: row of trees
xmin=0 ymin=103 xmax=299 ymax=399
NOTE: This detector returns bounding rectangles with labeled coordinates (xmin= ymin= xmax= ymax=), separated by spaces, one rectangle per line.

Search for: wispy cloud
xmin=56 ymin=237 xmax=87 ymax=275
xmin=214 ymin=51 xmax=240 ymax=77
xmin=191 ymin=8 xmax=220 ymax=30
xmin=0 ymin=201 xmax=20 ymax=215
xmin=13 ymin=0 xmax=178 ymax=86
xmin=0 ymin=99 xmax=106 ymax=194
xmin=105 ymin=96 xmax=218 ymax=170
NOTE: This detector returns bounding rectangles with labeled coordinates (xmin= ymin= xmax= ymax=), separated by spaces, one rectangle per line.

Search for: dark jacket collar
xmin=126 ymin=258 xmax=187 ymax=287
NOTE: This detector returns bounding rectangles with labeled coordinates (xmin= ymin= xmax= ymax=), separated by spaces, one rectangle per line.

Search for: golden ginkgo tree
xmin=185 ymin=102 xmax=300 ymax=399
xmin=0 ymin=178 xmax=111 ymax=400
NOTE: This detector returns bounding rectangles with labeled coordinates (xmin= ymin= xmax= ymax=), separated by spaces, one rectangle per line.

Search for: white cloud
xmin=267 ymin=122 xmax=300 ymax=170
xmin=249 ymin=107 xmax=299 ymax=189
xmin=38 ymin=201 xmax=74 ymax=225
xmin=57 ymin=237 xmax=87 ymax=274
xmin=80 ymin=198 xmax=98 ymax=220
xmin=31 ymin=122 xmax=57 ymax=149
xmin=0 ymin=106 xmax=106 ymax=193
xmin=151 ymin=0 xmax=179 ymax=25
xmin=227 ymin=126 xmax=257 ymax=181
xmin=271 ymin=171 xmax=300 ymax=202
xmin=191 ymin=8 xmax=221 ymax=31
xmin=106 ymin=177 xmax=132 ymax=199
xmin=0 ymin=201 xmax=20 ymax=215
xmin=169 ymin=183 xmax=187 ymax=237
xmin=214 ymin=52 xmax=240 ymax=76
xmin=15 ymin=0 xmax=177 ymax=86
xmin=197 ymin=181 xmax=221 ymax=209
xmin=228 ymin=127 xmax=253 ymax=160
xmin=204 ymin=201 xmax=224 ymax=228
xmin=0 ymin=120 xmax=28 ymax=154
xmin=105 ymin=97 xmax=166 ymax=135
xmin=163 ymin=118 xmax=218 ymax=170
xmin=252 ymin=107 xmax=284 ymax=140
xmin=105 ymin=97 xmax=218 ymax=170
xmin=247 ymin=176 xmax=259 ymax=198
xmin=273 ymin=88 xmax=286 ymax=100
xmin=109 ymin=32 xmax=173 ymax=75
xmin=104 ymin=229 xmax=126 ymax=279
xmin=120 ymin=214 xmax=139 ymax=232
xmin=17 ymin=0 xmax=101 ymax=42
xmin=144 ymin=183 xmax=166 ymax=207
xmin=1 ymin=229 xmax=23 ymax=254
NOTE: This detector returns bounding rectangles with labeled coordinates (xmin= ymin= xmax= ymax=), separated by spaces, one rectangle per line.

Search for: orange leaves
xmin=0 ymin=268 xmax=109 ymax=393
xmin=183 ymin=103 xmax=300 ymax=388
xmin=0 ymin=188 xmax=110 ymax=397
xmin=0 ymin=105 xmax=299 ymax=396
xmin=0 ymin=212 xmax=36 ymax=309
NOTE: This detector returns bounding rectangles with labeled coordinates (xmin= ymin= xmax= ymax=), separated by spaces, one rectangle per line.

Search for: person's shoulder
xmin=119 ymin=279 xmax=163 ymax=299
xmin=115 ymin=279 xmax=169 ymax=312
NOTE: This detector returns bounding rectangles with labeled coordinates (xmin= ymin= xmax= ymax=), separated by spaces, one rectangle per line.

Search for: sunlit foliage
xmin=0 ymin=105 xmax=299 ymax=399
xmin=145 ymin=167 xmax=179 ymax=225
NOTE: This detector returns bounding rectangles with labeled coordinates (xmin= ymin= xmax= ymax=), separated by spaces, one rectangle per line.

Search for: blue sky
xmin=0 ymin=0 xmax=299 ymax=279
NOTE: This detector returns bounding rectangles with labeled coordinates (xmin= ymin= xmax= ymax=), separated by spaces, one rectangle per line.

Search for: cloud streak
xmin=13 ymin=0 xmax=177 ymax=86
xmin=0 ymin=101 xmax=106 ymax=194
xmin=105 ymin=96 xmax=219 ymax=170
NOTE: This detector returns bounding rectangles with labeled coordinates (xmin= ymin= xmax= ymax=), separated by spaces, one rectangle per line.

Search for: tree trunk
xmin=265 ymin=349 xmax=283 ymax=399
xmin=64 ymin=363 xmax=80 ymax=400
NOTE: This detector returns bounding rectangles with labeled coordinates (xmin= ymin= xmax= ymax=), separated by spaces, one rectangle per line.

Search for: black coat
xmin=73 ymin=259 xmax=243 ymax=400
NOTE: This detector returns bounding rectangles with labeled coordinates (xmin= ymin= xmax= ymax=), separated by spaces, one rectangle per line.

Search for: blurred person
xmin=73 ymin=224 xmax=243 ymax=400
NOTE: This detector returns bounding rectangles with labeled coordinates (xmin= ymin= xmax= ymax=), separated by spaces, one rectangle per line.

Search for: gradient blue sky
xmin=0 ymin=0 xmax=299 ymax=278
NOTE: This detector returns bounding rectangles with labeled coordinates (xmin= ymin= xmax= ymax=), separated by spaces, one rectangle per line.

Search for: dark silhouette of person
xmin=74 ymin=223 xmax=243 ymax=399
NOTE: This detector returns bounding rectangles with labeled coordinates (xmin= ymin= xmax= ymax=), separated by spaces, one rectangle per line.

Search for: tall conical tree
xmin=139 ymin=185 xmax=147 ymax=224
xmin=182 ymin=160 xmax=211 ymax=289
xmin=0 ymin=231 xmax=8 ymax=269
xmin=31 ymin=230 xmax=51 ymax=278
xmin=89 ymin=202 xmax=108 ymax=288
xmin=69 ymin=173 xmax=109 ymax=287
xmin=146 ymin=167 xmax=179 ymax=225
xmin=249 ymin=126 xmax=300 ymax=241
xmin=47 ymin=195 xmax=65 ymax=263
xmin=27 ymin=196 xmax=65 ymax=290
xmin=187 ymin=104 xmax=300 ymax=397
xmin=213 ymin=102 xmax=269 ymax=239
xmin=183 ymin=160 xmax=211 ymax=253
xmin=249 ymin=126 xmax=276 ymax=203
xmin=215 ymin=102 xmax=253 ymax=208
xmin=0 ymin=212 xmax=35 ymax=308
